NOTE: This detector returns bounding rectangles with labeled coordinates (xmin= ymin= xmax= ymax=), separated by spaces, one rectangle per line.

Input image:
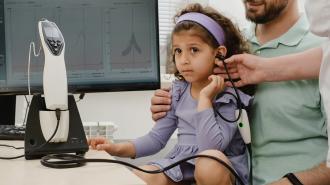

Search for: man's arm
xmin=215 ymin=47 xmax=322 ymax=87
xmin=263 ymin=47 xmax=322 ymax=82
xmin=269 ymin=162 xmax=330 ymax=185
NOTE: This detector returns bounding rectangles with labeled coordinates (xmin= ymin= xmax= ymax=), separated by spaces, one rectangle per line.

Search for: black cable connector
xmin=76 ymin=93 xmax=85 ymax=102
xmin=55 ymin=109 xmax=61 ymax=121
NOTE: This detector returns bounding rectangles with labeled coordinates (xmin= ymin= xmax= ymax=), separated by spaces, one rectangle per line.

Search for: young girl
xmin=88 ymin=3 xmax=252 ymax=185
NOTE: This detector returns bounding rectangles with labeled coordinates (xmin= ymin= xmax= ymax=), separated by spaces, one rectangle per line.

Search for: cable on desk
xmin=0 ymin=144 xmax=24 ymax=150
xmin=0 ymin=110 xmax=61 ymax=160
xmin=41 ymin=153 xmax=246 ymax=185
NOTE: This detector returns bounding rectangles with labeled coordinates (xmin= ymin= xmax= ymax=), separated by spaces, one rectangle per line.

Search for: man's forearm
xmin=269 ymin=162 xmax=330 ymax=185
xmin=264 ymin=47 xmax=322 ymax=82
xmin=295 ymin=162 xmax=330 ymax=185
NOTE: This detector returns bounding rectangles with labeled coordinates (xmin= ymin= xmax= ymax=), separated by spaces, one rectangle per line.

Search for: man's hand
xmin=150 ymin=87 xmax=172 ymax=121
xmin=214 ymin=53 xmax=267 ymax=87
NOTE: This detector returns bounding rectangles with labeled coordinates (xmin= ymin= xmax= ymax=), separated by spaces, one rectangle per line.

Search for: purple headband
xmin=176 ymin=12 xmax=225 ymax=45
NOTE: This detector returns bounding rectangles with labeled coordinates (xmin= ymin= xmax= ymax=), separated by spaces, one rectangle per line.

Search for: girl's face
xmin=172 ymin=30 xmax=217 ymax=84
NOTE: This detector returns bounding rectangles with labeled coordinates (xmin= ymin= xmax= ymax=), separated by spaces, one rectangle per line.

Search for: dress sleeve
xmin=194 ymin=88 xmax=252 ymax=151
xmin=132 ymin=80 xmax=187 ymax=158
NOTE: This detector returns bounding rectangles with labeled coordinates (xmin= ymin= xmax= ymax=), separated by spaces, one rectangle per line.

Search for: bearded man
xmin=150 ymin=1 xmax=330 ymax=184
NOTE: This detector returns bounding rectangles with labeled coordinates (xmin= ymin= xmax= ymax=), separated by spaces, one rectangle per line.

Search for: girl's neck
xmin=190 ymin=80 xmax=209 ymax=99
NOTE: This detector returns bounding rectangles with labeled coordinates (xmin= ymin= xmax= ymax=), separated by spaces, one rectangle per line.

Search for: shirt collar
xmin=247 ymin=14 xmax=310 ymax=48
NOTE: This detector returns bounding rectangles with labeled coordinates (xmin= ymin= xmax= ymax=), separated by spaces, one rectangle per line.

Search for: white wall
xmin=209 ymin=0 xmax=249 ymax=29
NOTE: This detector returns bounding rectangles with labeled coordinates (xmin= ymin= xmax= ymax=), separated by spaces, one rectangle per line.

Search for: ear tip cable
xmin=213 ymin=57 xmax=244 ymax=123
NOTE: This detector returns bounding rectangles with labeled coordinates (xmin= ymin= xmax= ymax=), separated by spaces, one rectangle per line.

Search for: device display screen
xmin=44 ymin=26 xmax=60 ymax=38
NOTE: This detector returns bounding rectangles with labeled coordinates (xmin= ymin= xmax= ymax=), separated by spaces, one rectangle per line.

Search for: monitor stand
xmin=0 ymin=95 xmax=16 ymax=125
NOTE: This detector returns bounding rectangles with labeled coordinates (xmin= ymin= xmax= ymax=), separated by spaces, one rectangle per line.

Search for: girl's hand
xmin=88 ymin=137 xmax=116 ymax=155
xmin=200 ymin=75 xmax=225 ymax=100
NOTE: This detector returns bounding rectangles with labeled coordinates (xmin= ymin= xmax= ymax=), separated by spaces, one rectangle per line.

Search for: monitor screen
xmin=0 ymin=0 xmax=160 ymax=95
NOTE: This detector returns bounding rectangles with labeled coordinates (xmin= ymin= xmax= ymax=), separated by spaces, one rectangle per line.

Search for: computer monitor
xmin=0 ymin=0 xmax=160 ymax=123
xmin=0 ymin=0 xmax=159 ymax=94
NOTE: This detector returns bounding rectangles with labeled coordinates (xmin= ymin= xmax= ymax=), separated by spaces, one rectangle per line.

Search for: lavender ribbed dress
xmin=133 ymin=80 xmax=252 ymax=184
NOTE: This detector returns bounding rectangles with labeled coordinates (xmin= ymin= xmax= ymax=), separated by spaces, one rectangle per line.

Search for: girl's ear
xmin=216 ymin=45 xmax=227 ymax=58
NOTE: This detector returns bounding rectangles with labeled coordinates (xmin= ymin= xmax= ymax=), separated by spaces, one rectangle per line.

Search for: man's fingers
xmin=214 ymin=65 xmax=238 ymax=72
xmin=218 ymin=72 xmax=241 ymax=80
xmin=234 ymin=81 xmax=245 ymax=87
xmin=154 ymin=89 xmax=171 ymax=98
xmin=150 ymin=105 xmax=171 ymax=114
xmin=151 ymin=96 xmax=171 ymax=106
xmin=152 ymin=112 xmax=167 ymax=121
xmin=225 ymin=80 xmax=245 ymax=87
xmin=224 ymin=54 xmax=245 ymax=64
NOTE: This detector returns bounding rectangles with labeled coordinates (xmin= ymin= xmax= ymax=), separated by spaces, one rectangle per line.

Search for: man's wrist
xmin=283 ymin=173 xmax=304 ymax=185
xmin=261 ymin=58 xmax=277 ymax=82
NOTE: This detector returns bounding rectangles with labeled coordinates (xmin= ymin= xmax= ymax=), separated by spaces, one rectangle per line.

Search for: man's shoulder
xmin=301 ymin=31 xmax=327 ymax=48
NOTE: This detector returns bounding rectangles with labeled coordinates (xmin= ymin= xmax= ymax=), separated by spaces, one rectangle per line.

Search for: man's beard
xmin=244 ymin=0 xmax=289 ymax=24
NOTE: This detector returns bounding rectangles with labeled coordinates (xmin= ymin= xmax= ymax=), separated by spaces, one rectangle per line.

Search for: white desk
xmin=0 ymin=141 xmax=146 ymax=185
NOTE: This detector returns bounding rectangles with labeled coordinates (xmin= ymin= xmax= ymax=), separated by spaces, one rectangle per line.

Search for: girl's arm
xmin=132 ymin=82 xmax=183 ymax=158
xmin=88 ymin=137 xmax=136 ymax=158
xmin=194 ymin=105 xmax=238 ymax=151
xmin=90 ymin=116 xmax=178 ymax=159
xmin=132 ymin=116 xmax=177 ymax=158
xmin=196 ymin=75 xmax=238 ymax=151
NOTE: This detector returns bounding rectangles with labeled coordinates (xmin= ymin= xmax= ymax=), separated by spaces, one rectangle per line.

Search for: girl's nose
xmin=181 ymin=53 xmax=190 ymax=64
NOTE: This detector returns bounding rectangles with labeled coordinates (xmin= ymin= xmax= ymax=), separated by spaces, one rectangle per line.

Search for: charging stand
xmin=24 ymin=94 xmax=89 ymax=160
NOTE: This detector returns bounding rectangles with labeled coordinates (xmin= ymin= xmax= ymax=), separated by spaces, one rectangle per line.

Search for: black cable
xmin=41 ymin=153 xmax=245 ymax=185
xmin=247 ymin=143 xmax=253 ymax=185
xmin=23 ymin=95 xmax=31 ymax=126
xmin=213 ymin=56 xmax=253 ymax=184
xmin=0 ymin=109 xmax=61 ymax=160
xmin=0 ymin=144 xmax=24 ymax=150
xmin=212 ymin=56 xmax=243 ymax=123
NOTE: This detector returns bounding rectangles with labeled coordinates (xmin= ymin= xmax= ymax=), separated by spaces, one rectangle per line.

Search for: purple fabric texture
xmin=132 ymin=80 xmax=251 ymax=184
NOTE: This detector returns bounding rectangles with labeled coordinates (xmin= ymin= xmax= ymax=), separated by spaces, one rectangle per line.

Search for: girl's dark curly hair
xmin=171 ymin=3 xmax=255 ymax=95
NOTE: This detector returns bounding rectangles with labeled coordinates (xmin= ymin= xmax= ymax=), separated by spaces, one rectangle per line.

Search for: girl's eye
xmin=191 ymin=47 xmax=199 ymax=53
xmin=173 ymin=48 xmax=181 ymax=54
